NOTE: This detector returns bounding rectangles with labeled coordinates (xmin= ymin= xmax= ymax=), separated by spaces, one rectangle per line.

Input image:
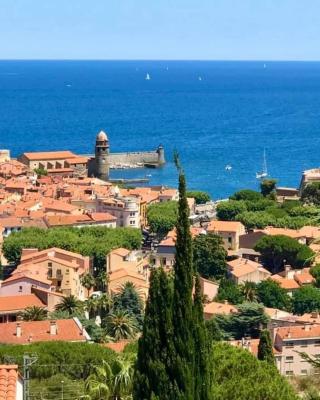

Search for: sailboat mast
xmin=263 ymin=149 xmax=267 ymax=175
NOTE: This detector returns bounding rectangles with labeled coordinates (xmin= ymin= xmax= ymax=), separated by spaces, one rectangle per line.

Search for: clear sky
xmin=1 ymin=0 xmax=320 ymax=60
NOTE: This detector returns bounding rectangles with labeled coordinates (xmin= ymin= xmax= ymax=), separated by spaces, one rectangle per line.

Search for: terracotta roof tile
xmin=0 ymin=318 xmax=88 ymax=344
xmin=0 ymin=365 xmax=19 ymax=400
xmin=21 ymin=151 xmax=76 ymax=161
xmin=0 ymin=295 xmax=45 ymax=313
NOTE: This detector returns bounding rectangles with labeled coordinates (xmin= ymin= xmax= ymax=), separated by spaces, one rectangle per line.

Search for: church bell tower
xmin=94 ymin=130 xmax=109 ymax=180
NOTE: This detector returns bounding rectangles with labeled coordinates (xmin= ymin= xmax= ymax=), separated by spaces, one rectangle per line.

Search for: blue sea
xmin=1 ymin=60 xmax=320 ymax=199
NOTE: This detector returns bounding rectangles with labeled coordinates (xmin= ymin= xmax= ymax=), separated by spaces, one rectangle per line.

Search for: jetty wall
xmin=107 ymin=151 xmax=159 ymax=166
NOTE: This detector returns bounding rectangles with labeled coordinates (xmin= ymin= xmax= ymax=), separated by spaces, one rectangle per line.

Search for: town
xmin=1 ymin=131 xmax=320 ymax=398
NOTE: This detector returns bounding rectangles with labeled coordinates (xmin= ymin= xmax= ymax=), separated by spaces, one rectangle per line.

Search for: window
xmin=285 ymin=371 xmax=293 ymax=376
xmin=66 ymin=280 xmax=70 ymax=285
xmin=18 ymin=286 xmax=22 ymax=292
xmin=57 ymin=281 xmax=61 ymax=287
xmin=66 ymin=269 xmax=69 ymax=275
xmin=57 ymin=269 xmax=62 ymax=277
xmin=228 ymin=236 xmax=232 ymax=244
xmin=48 ymin=262 xmax=52 ymax=267
xmin=286 ymin=342 xmax=294 ymax=348
xmin=130 ymin=220 xmax=135 ymax=225
xmin=130 ymin=212 xmax=136 ymax=217
xmin=300 ymin=341 xmax=308 ymax=348
xmin=315 ymin=340 xmax=320 ymax=347
xmin=301 ymin=370 xmax=308 ymax=375
xmin=285 ymin=356 xmax=294 ymax=361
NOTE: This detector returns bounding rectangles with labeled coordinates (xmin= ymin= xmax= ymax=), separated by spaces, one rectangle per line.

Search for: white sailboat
xmin=256 ymin=149 xmax=268 ymax=179
xmin=145 ymin=73 xmax=151 ymax=80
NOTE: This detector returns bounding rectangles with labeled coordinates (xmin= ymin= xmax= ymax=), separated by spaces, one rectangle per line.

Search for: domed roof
xmin=96 ymin=130 xmax=108 ymax=141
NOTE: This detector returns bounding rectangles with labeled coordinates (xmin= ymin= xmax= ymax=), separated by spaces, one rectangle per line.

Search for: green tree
xmin=171 ymin=159 xmax=197 ymax=400
xmin=215 ymin=278 xmax=244 ymax=305
xmin=147 ymin=201 xmax=178 ymax=237
xmin=292 ymin=285 xmax=320 ymax=315
xmin=186 ymin=191 xmax=210 ymax=204
xmin=216 ymin=200 xmax=247 ymax=221
xmin=260 ymin=179 xmax=277 ymax=198
xmin=81 ymin=273 xmax=96 ymax=297
xmin=257 ymin=279 xmax=292 ymax=311
xmin=21 ymin=306 xmax=47 ymax=321
xmin=133 ymin=267 xmax=174 ymax=400
xmin=230 ymin=189 xmax=263 ymax=202
xmin=113 ymin=282 xmax=144 ymax=329
xmin=211 ymin=343 xmax=297 ymax=400
xmin=85 ymin=354 xmax=135 ymax=400
xmin=34 ymin=166 xmax=48 ymax=176
xmin=193 ymin=274 xmax=211 ymax=400
xmin=254 ymin=235 xmax=314 ymax=273
xmin=215 ymin=302 xmax=269 ymax=340
xmin=257 ymin=329 xmax=275 ymax=364
xmin=205 ymin=318 xmax=223 ymax=342
xmin=310 ymin=264 xmax=320 ymax=287
xmin=240 ymin=281 xmax=258 ymax=302
xmin=193 ymin=233 xmax=227 ymax=280
xmin=55 ymin=295 xmax=82 ymax=315
xmin=3 ymin=226 xmax=142 ymax=264
xmin=301 ymin=182 xmax=320 ymax=205
xmin=105 ymin=310 xmax=139 ymax=341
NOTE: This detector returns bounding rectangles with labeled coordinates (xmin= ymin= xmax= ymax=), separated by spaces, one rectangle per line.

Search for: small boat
xmin=198 ymin=76 xmax=202 ymax=81
xmin=256 ymin=149 xmax=268 ymax=179
xmin=225 ymin=165 xmax=232 ymax=171
xmin=145 ymin=73 xmax=151 ymax=80
xmin=146 ymin=174 xmax=152 ymax=177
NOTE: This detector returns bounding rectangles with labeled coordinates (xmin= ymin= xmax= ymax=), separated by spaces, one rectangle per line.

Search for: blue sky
xmin=1 ymin=0 xmax=320 ymax=60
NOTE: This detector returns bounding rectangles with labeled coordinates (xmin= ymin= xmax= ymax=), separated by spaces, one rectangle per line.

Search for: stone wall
xmin=107 ymin=151 xmax=160 ymax=166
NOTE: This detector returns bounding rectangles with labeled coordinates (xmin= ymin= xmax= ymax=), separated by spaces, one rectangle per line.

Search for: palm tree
xmin=21 ymin=306 xmax=47 ymax=321
xmin=97 ymin=293 xmax=112 ymax=318
xmin=95 ymin=270 xmax=108 ymax=292
xmin=55 ymin=295 xmax=82 ymax=316
xmin=85 ymin=353 xmax=135 ymax=399
xmin=105 ymin=310 xmax=138 ymax=341
xmin=85 ymin=297 xmax=99 ymax=319
xmin=241 ymin=281 xmax=258 ymax=302
xmin=81 ymin=273 xmax=96 ymax=297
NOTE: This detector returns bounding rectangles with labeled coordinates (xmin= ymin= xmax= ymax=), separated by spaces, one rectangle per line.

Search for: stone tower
xmin=94 ymin=130 xmax=109 ymax=180
xmin=157 ymin=144 xmax=165 ymax=165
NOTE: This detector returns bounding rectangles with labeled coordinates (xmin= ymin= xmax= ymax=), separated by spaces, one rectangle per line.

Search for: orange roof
xmin=299 ymin=226 xmax=320 ymax=239
xmin=207 ymin=220 xmax=245 ymax=233
xmin=0 ymin=318 xmax=88 ymax=344
xmin=204 ymin=301 xmax=238 ymax=317
xmin=0 ymin=295 xmax=45 ymax=313
xmin=276 ymin=324 xmax=320 ymax=340
xmin=0 ymin=365 xmax=19 ymax=400
xmin=271 ymin=275 xmax=300 ymax=290
xmin=261 ymin=227 xmax=304 ymax=239
xmin=21 ymin=151 xmax=76 ymax=161
xmin=227 ymin=258 xmax=269 ymax=278
xmin=294 ymin=268 xmax=314 ymax=285
xmin=110 ymin=248 xmax=131 ymax=257
xmin=65 ymin=157 xmax=88 ymax=165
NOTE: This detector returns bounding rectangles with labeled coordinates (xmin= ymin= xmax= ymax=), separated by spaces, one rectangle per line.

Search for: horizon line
xmin=1 ymin=58 xmax=320 ymax=62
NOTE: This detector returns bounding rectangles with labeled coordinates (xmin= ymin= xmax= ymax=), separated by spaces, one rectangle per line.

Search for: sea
xmin=1 ymin=60 xmax=320 ymax=199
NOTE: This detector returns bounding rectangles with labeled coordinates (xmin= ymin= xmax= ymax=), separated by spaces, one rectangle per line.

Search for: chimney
xmin=224 ymin=300 xmax=229 ymax=305
xmin=16 ymin=323 xmax=22 ymax=338
xmin=50 ymin=320 xmax=57 ymax=335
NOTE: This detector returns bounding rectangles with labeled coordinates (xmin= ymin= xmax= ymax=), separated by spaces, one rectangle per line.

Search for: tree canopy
xmin=186 ymin=191 xmax=211 ymax=204
xmin=256 ymin=279 xmax=292 ymax=311
xmin=211 ymin=343 xmax=297 ymax=400
xmin=193 ymin=233 xmax=227 ymax=280
xmin=254 ymin=235 xmax=314 ymax=273
xmin=147 ymin=200 xmax=178 ymax=237
xmin=292 ymin=285 xmax=320 ymax=315
xmin=2 ymin=226 xmax=142 ymax=271
xmin=301 ymin=182 xmax=320 ymax=205
xmin=216 ymin=200 xmax=247 ymax=221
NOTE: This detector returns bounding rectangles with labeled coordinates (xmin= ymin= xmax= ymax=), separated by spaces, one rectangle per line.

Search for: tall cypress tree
xmin=193 ymin=274 xmax=211 ymax=400
xmin=170 ymin=157 xmax=195 ymax=399
xmin=257 ymin=329 xmax=275 ymax=364
xmin=133 ymin=267 xmax=175 ymax=400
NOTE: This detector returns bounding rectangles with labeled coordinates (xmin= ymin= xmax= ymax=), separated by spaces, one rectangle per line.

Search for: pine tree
xmin=133 ymin=268 xmax=174 ymax=400
xmin=257 ymin=329 xmax=275 ymax=364
xmin=171 ymin=161 xmax=196 ymax=400
xmin=193 ymin=274 xmax=211 ymax=400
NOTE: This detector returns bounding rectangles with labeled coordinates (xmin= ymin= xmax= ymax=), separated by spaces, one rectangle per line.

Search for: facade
xmin=207 ymin=220 xmax=246 ymax=251
xmin=0 ymin=294 xmax=45 ymax=323
xmin=227 ymin=258 xmax=271 ymax=285
xmin=97 ymin=196 xmax=140 ymax=228
xmin=274 ymin=325 xmax=320 ymax=376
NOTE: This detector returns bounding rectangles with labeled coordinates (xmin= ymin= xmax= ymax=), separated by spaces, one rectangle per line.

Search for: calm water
xmin=1 ymin=60 xmax=320 ymax=198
